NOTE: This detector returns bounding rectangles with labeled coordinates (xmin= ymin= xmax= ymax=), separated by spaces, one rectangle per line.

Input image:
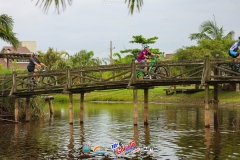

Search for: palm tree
xmin=34 ymin=0 xmax=143 ymax=14
xmin=0 ymin=14 xmax=20 ymax=49
xmin=189 ymin=17 xmax=235 ymax=41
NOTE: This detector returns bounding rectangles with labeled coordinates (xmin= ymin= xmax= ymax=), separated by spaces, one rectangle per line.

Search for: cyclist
xmin=27 ymin=52 xmax=47 ymax=84
xmin=137 ymin=44 xmax=156 ymax=78
xmin=229 ymin=37 xmax=240 ymax=70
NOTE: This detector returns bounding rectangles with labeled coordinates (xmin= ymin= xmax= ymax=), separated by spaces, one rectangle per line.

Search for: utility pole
xmin=110 ymin=41 xmax=113 ymax=65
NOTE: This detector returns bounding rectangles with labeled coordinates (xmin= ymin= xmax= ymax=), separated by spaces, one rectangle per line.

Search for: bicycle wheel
xmin=72 ymin=77 xmax=80 ymax=85
xmin=41 ymin=76 xmax=56 ymax=86
xmin=22 ymin=77 xmax=36 ymax=90
xmin=154 ymin=66 xmax=168 ymax=79
xmin=217 ymin=64 xmax=233 ymax=76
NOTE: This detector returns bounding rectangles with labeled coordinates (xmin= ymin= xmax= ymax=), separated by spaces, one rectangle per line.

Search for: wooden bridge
xmin=1 ymin=55 xmax=240 ymax=126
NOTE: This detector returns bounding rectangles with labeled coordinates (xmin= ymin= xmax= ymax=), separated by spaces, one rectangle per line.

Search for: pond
xmin=0 ymin=102 xmax=240 ymax=159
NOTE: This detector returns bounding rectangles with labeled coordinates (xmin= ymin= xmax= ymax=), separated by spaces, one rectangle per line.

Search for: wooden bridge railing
xmin=1 ymin=55 xmax=240 ymax=97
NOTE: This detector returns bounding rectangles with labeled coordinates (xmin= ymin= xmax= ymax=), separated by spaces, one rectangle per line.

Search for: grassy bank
xmin=52 ymin=86 xmax=240 ymax=105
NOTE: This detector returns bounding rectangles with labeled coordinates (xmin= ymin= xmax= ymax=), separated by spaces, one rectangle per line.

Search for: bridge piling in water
xmin=203 ymin=54 xmax=211 ymax=128
xmin=144 ymin=89 xmax=149 ymax=125
xmin=26 ymin=97 xmax=30 ymax=122
xmin=44 ymin=96 xmax=54 ymax=115
xmin=133 ymin=89 xmax=138 ymax=125
xmin=14 ymin=98 xmax=19 ymax=122
xmin=69 ymin=94 xmax=73 ymax=125
xmin=80 ymin=93 xmax=84 ymax=124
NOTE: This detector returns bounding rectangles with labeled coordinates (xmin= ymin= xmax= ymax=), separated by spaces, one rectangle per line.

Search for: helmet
xmin=32 ymin=52 xmax=39 ymax=56
xmin=143 ymin=44 xmax=150 ymax=48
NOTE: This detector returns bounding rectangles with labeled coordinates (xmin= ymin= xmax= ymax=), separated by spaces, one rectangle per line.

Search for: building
xmin=165 ymin=53 xmax=175 ymax=60
xmin=0 ymin=41 xmax=36 ymax=69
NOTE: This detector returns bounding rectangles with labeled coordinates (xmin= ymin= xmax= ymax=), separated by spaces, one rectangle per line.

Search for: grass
xmin=52 ymin=85 xmax=240 ymax=105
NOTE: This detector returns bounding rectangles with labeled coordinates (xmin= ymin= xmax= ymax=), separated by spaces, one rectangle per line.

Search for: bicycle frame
xmin=22 ymin=67 xmax=56 ymax=90
xmin=136 ymin=56 xmax=168 ymax=79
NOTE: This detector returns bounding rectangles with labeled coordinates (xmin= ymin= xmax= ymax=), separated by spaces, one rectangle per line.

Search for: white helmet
xmin=32 ymin=52 xmax=39 ymax=56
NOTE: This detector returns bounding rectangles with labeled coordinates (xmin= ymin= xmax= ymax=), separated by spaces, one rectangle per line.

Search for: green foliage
xmin=12 ymin=60 xmax=19 ymax=70
xmin=70 ymin=50 xmax=101 ymax=68
xmin=189 ymin=18 xmax=235 ymax=41
xmin=129 ymin=35 xmax=158 ymax=45
xmin=38 ymin=47 xmax=69 ymax=70
xmin=121 ymin=35 xmax=163 ymax=59
xmin=35 ymin=0 xmax=143 ymax=15
xmin=0 ymin=14 xmax=20 ymax=49
xmin=0 ymin=66 xmax=11 ymax=74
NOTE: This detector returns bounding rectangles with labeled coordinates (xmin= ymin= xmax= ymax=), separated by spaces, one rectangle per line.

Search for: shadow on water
xmin=0 ymin=102 xmax=240 ymax=159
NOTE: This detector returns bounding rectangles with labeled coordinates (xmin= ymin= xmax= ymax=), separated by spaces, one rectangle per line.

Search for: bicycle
xmin=22 ymin=67 xmax=56 ymax=90
xmin=136 ymin=55 xmax=168 ymax=79
xmin=217 ymin=59 xmax=240 ymax=76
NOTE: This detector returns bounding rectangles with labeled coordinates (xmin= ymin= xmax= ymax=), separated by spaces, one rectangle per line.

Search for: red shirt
xmin=137 ymin=49 xmax=151 ymax=62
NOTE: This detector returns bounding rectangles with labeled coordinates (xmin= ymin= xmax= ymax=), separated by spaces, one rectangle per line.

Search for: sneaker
xmin=238 ymin=64 xmax=240 ymax=70
xmin=143 ymin=74 xmax=150 ymax=79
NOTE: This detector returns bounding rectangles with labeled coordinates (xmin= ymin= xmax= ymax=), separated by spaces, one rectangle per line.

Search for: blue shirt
xmin=230 ymin=42 xmax=240 ymax=52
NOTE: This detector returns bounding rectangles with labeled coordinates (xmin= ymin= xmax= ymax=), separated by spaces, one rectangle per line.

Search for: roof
xmin=1 ymin=46 xmax=31 ymax=54
xmin=165 ymin=53 xmax=175 ymax=59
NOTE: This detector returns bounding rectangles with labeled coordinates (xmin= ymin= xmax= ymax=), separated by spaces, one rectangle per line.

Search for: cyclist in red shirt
xmin=137 ymin=44 xmax=156 ymax=78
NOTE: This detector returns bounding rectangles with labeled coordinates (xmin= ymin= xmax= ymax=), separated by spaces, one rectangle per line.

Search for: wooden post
xmin=69 ymin=93 xmax=73 ymax=124
xmin=144 ymin=125 xmax=150 ymax=146
xmin=204 ymin=54 xmax=211 ymax=128
xmin=133 ymin=126 xmax=138 ymax=146
xmin=46 ymin=96 xmax=54 ymax=115
xmin=26 ymin=97 xmax=30 ymax=122
xmin=204 ymin=85 xmax=210 ymax=128
xmin=132 ymin=59 xmax=137 ymax=84
xmin=66 ymin=66 xmax=71 ymax=88
xmin=14 ymin=98 xmax=19 ymax=122
xmin=80 ymin=93 xmax=84 ymax=124
xmin=213 ymin=103 xmax=219 ymax=129
xmin=133 ymin=89 xmax=138 ymax=125
xmin=213 ymin=85 xmax=219 ymax=105
xmin=7 ymin=58 xmax=10 ymax=69
xmin=144 ymin=89 xmax=149 ymax=125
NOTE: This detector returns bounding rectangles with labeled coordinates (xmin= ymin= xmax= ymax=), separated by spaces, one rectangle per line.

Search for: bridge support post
xmin=144 ymin=89 xmax=149 ymax=125
xmin=45 ymin=96 xmax=54 ymax=115
xmin=204 ymin=85 xmax=210 ymax=128
xmin=14 ymin=98 xmax=19 ymax=122
xmin=80 ymin=93 xmax=84 ymax=124
xmin=69 ymin=94 xmax=73 ymax=125
xmin=26 ymin=97 xmax=30 ymax=122
xmin=133 ymin=89 xmax=138 ymax=126
xmin=213 ymin=85 xmax=219 ymax=128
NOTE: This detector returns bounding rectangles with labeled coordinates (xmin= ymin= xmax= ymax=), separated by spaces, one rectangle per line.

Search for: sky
xmin=0 ymin=0 xmax=240 ymax=60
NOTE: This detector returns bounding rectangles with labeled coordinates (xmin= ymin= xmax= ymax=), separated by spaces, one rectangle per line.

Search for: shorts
xmin=229 ymin=50 xmax=239 ymax=58
xmin=27 ymin=66 xmax=35 ymax=72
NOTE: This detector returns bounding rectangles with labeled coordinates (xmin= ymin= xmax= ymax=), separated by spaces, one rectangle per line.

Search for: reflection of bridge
xmin=1 ymin=55 xmax=240 ymax=126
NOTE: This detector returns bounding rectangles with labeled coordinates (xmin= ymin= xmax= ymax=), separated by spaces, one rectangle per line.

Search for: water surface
xmin=0 ymin=102 xmax=240 ymax=159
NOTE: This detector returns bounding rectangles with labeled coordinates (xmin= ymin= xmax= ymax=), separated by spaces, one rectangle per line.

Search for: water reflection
xmin=0 ymin=103 xmax=240 ymax=159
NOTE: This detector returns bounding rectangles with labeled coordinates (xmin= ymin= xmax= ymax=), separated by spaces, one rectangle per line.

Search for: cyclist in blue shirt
xmin=229 ymin=37 xmax=240 ymax=70
xmin=27 ymin=52 xmax=47 ymax=83
xmin=229 ymin=39 xmax=240 ymax=58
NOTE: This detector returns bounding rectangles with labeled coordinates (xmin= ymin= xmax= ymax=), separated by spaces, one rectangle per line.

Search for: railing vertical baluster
xmin=66 ymin=66 xmax=71 ymax=89
xmin=132 ymin=59 xmax=136 ymax=84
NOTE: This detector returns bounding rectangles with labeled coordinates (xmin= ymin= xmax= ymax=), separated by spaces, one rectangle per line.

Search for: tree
xmin=189 ymin=17 xmax=235 ymax=41
xmin=34 ymin=0 xmax=143 ymax=14
xmin=120 ymin=35 xmax=162 ymax=59
xmin=0 ymin=14 xmax=20 ymax=49
xmin=38 ymin=47 xmax=69 ymax=70
xmin=69 ymin=50 xmax=101 ymax=68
